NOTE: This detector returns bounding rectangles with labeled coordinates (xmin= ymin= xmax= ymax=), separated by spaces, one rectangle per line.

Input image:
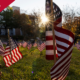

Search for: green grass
xmin=0 ymin=46 xmax=80 ymax=80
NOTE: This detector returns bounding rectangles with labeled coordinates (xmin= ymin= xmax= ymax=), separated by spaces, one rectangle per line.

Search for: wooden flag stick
xmin=50 ymin=0 xmax=56 ymax=64
xmin=7 ymin=29 xmax=14 ymax=80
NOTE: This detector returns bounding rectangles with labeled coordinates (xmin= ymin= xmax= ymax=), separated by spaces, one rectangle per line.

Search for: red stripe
xmin=12 ymin=49 xmax=18 ymax=61
xmin=11 ymin=51 xmax=17 ymax=63
xmin=55 ymin=35 xmax=72 ymax=45
xmin=55 ymin=27 xmax=74 ymax=38
xmin=54 ymin=17 xmax=62 ymax=26
xmin=51 ymin=49 xmax=72 ymax=72
xmin=46 ymin=36 xmax=53 ymax=40
xmin=51 ymin=63 xmax=69 ymax=79
xmin=57 ymin=44 xmax=67 ymax=50
xmin=17 ymin=47 xmax=23 ymax=59
xmin=15 ymin=48 xmax=21 ymax=59
xmin=46 ymin=54 xmax=58 ymax=60
xmin=5 ymin=47 xmax=10 ymax=50
xmin=46 ymin=45 xmax=57 ymax=50
xmin=51 ymin=56 xmax=70 ymax=76
xmin=3 ymin=56 xmax=8 ymax=64
xmin=5 ymin=51 xmax=10 ymax=54
xmin=57 ymin=67 xmax=69 ymax=80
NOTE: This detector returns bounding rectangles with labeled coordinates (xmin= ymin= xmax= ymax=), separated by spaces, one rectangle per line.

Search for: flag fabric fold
xmin=46 ymin=0 xmax=74 ymax=79
xmin=3 ymin=38 xmax=23 ymax=67
xmin=45 ymin=0 xmax=61 ymax=60
xmin=38 ymin=42 xmax=45 ymax=52
xmin=50 ymin=27 xmax=74 ymax=80
xmin=0 ymin=40 xmax=5 ymax=56
xmin=22 ymin=42 xmax=27 ymax=48
xmin=27 ymin=42 xmax=32 ymax=50
xmin=33 ymin=43 xmax=37 ymax=47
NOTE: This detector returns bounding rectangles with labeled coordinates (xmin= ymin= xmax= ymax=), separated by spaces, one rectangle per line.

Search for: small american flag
xmin=0 ymin=40 xmax=5 ymax=56
xmin=18 ymin=42 xmax=22 ymax=47
xmin=3 ymin=38 xmax=23 ymax=67
xmin=27 ymin=43 xmax=32 ymax=50
xmin=38 ymin=42 xmax=45 ymax=52
xmin=22 ymin=42 xmax=27 ymax=48
xmin=76 ymin=43 xmax=80 ymax=50
xmin=33 ymin=43 xmax=37 ymax=47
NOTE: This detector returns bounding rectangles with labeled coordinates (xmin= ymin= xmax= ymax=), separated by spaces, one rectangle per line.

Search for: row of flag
xmin=18 ymin=41 xmax=46 ymax=51
xmin=75 ymin=43 xmax=80 ymax=50
xmin=0 ymin=39 xmax=46 ymax=67
xmin=0 ymin=1 xmax=77 ymax=80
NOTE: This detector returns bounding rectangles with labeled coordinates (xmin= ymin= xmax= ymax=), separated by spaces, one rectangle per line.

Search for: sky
xmin=9 ymin=0 xmax=80 ymax=15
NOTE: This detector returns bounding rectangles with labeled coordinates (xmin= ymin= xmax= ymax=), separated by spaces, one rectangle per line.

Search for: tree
xmin=0 ymin=6 xmax=14 ymax=35
xmin=75 ymin=17 xmax=80 ymax=39
xmin=62 ymin=5 xmax=80 ymax=42
xmin=0 ymin=6 xmax=14 ymax=29
xmin=29 ymin=10 xmax=42 ymax=39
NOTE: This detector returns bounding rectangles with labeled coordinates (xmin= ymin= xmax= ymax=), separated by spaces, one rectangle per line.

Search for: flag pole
xmin=7 ymin=29 xmax=14 ymax=80
xmin=50 ymin=0 xmax=56 ymax=63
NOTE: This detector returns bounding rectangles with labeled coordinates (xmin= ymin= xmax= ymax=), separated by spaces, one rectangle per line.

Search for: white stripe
xmin=13 ymin=49 xmax=19 ymax=60
xmin=51 ymin=60 xmax=70 ymax=78
xmin=58 ymin=53 xmax=61 ymax=56
xmin=6 ymin=63 xmax=10 ymax=67
xmin=54 ymin=65 xmax=69 ymax=80
xmin=46 ymin=50 xmax=57 ymax=55
xmin=46 ymin=31 xmax=53 ymax=36
xmin=50 ymin=45 xmax=73 ymax=74
xmin=46 ymin=41 xmax=53 ymax=45
xmin=55 ymin=30 xmax=73 ymax=43
xmin=11 ymin=51 xmax=17 ymax=62
xmin=5 ymin=49 xmax=10 ymax=52
xmin=8 ymin=61 xmax=12 ymax=66
xmin=57 ymin=22 xmax=62 ymax=27
xmin=16 ymin=48 xmax=22 ymax=59
xmin=51 ymin=54 xmax=71 ymax=75
xmin=56 ymin=40 xmax=68 ymax=48
xmin=46 ymin=41 xmax=56 ymax=45
xmin=57 ymin=47 xmax=65 ymax=52
xmin=3 ymin=57 xmax=7 ymax=63
xmin=6 ymin=55 xmax=11 ymax=63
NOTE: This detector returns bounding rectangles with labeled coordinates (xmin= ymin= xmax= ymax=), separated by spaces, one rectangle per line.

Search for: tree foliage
xmin=0 ymin=6 xmax=14 ymax=29
xmin=62 ymin=6 xmax=80 ymax=42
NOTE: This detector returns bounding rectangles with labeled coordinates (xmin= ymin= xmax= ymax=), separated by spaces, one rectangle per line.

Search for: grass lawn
xmin=0 ymin=46 xmax=80 ymax=80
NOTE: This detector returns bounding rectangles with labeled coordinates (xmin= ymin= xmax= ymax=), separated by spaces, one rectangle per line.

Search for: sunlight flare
xmin=41 ymin=15 xmax=49 ymax=24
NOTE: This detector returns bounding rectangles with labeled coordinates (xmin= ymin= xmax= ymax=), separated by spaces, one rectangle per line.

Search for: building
xmin=12 ymin=6 xmax=20 ymax=12
xmin=0 ymin=6 xmax=23 ymax=40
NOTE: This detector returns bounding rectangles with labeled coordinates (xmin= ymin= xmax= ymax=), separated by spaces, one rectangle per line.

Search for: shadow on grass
xmin=31 ymin=56 xmax=53 ymax=80
xmin=65 ymin=68 xmax=80 ymax=80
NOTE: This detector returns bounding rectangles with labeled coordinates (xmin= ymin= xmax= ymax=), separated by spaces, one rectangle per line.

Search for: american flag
xmin=46 ymin=0 xmax=59 ymax=60
xmin=53 ymin=2 xmax=62 ymax=28
xmin=33 ymin=43 xmax=37 ymax=47
xmin=18 ymin=42 xmax=22 ymax=47
xmin=27 ymin=42 xmax=32 ymax=50
xmin=0 ymin=40 xmax=5 ymax=56
xmin=3 ymin=38 xmax=23 ymax=67
xmin=38 ymin=42 xmax=45 ymax=52
xmin=22 ymin=42 xmax=27 ymax=48
xmin=76 ymin=43 xmax=80 ymax=50
xmin=46 ymin=0 xmax=74 ymax=80
xmin=51 ymin=27 xmax=74 ymax=80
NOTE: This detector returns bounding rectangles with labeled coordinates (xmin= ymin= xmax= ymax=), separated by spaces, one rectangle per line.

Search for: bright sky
xmin=10 ymin=0 xmax=80 ymax=14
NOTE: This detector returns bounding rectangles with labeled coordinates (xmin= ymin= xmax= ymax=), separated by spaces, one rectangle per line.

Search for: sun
xmin=41 ymin=15 xmax=49 ymax=24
